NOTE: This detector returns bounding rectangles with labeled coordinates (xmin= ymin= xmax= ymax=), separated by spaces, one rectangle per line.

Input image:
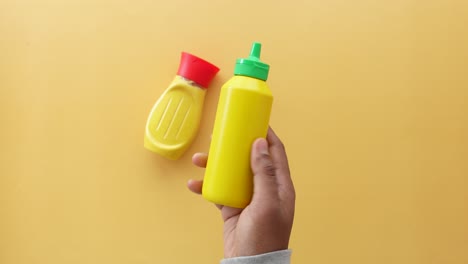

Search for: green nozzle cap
xmin=234 ymin=42 xmax=270 ymax=81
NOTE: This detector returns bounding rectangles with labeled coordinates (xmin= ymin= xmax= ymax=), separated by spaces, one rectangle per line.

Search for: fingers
xmin=189 ymin=153 xmax=224 ymax=211
xmin=190 ymin=153 xmax=207 ymax=194
xmin=187 ymin=179 xmax=223 ymax=211
xmin=192 ymin=153 xmax=208 ymax=168
xmin=251 ymin=138 xmax=279 ymax=199
xmin=187 ymin=179 xmax=203 ymax=194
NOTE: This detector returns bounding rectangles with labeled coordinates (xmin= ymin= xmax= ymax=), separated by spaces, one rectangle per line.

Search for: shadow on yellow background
xmin=1 ymin=1 xmax=467 ymax=263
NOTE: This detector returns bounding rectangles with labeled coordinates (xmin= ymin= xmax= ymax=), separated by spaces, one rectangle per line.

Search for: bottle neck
xmin=178 ymin=75 xmax=205 ymax=89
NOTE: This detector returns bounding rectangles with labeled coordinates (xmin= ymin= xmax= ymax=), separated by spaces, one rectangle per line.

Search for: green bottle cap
xmin=234 ymin=42 xmax=270 ymax=81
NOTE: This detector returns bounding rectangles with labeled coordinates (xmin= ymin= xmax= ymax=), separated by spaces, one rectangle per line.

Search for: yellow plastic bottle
xmin=202 ymin=43 xmax=272 ymax=208
xmin=144 ymin=52 xmax=219 ymax=159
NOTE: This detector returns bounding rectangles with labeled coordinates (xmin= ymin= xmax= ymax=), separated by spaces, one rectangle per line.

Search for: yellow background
xmin=1 ymin=0 xmax=467 ymax=263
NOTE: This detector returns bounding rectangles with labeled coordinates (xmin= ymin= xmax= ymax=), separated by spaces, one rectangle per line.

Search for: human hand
xmin=187 ymin=128 xmax=295 ymax=258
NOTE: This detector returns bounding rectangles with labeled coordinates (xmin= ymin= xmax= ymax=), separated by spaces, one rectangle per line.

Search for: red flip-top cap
xmin=177 ymin=52 xmax=220 ymax=88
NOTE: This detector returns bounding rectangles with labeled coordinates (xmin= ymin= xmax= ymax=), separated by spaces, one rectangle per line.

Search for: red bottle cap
xmin=177 ymin=52 xmax=220 ymax=88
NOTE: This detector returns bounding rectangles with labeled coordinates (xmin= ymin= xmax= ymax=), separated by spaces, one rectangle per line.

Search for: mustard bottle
xmin=144 ymin=52 xmax=219 ymax=159
xmin=202 ymin=43 xmax=272 ymax=208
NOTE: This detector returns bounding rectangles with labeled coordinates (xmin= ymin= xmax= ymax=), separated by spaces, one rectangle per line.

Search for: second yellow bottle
xmin=202 ymin=42 xmax=272 ymax=208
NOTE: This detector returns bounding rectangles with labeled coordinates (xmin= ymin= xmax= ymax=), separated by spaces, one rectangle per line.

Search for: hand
xmin=187 ymin=128 xmax=295 ymax=258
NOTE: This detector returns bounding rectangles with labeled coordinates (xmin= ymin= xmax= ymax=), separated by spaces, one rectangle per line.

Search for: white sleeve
xmin=220 ymin=249 xmax=291 ymax=264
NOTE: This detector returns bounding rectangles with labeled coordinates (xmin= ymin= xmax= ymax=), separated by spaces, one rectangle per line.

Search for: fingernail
xmin=257 ymin=138 xmax=269 ymax=155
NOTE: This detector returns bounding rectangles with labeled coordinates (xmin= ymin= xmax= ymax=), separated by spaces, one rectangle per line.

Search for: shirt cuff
xmin=220 ymin=249 xmax=291 ymax=264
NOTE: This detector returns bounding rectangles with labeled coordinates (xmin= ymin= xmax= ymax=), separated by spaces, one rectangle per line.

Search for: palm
xmin=220 ymin=206 xmax=243 ymax=258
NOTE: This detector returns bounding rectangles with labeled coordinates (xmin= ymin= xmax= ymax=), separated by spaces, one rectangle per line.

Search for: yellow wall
xmin=1 ymin=1 xmax=467 ymax=263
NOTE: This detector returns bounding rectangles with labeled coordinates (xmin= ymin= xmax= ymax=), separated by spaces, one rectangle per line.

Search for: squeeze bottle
xmin=202 ymin=42 xmax=272 ymax=208
xmin=144 ymin=52 xmax=219 ymax=159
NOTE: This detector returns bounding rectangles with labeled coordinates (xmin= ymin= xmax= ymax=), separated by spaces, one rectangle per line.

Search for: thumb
xmin=251 ymin=138 xmax=278 ymax=199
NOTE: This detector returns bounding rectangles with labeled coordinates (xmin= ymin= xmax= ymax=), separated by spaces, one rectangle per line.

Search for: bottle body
xmin=202 ymin=75 xmax=273 ymax=208
xmin=144 ymin=76 xmax=206 ymax=159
